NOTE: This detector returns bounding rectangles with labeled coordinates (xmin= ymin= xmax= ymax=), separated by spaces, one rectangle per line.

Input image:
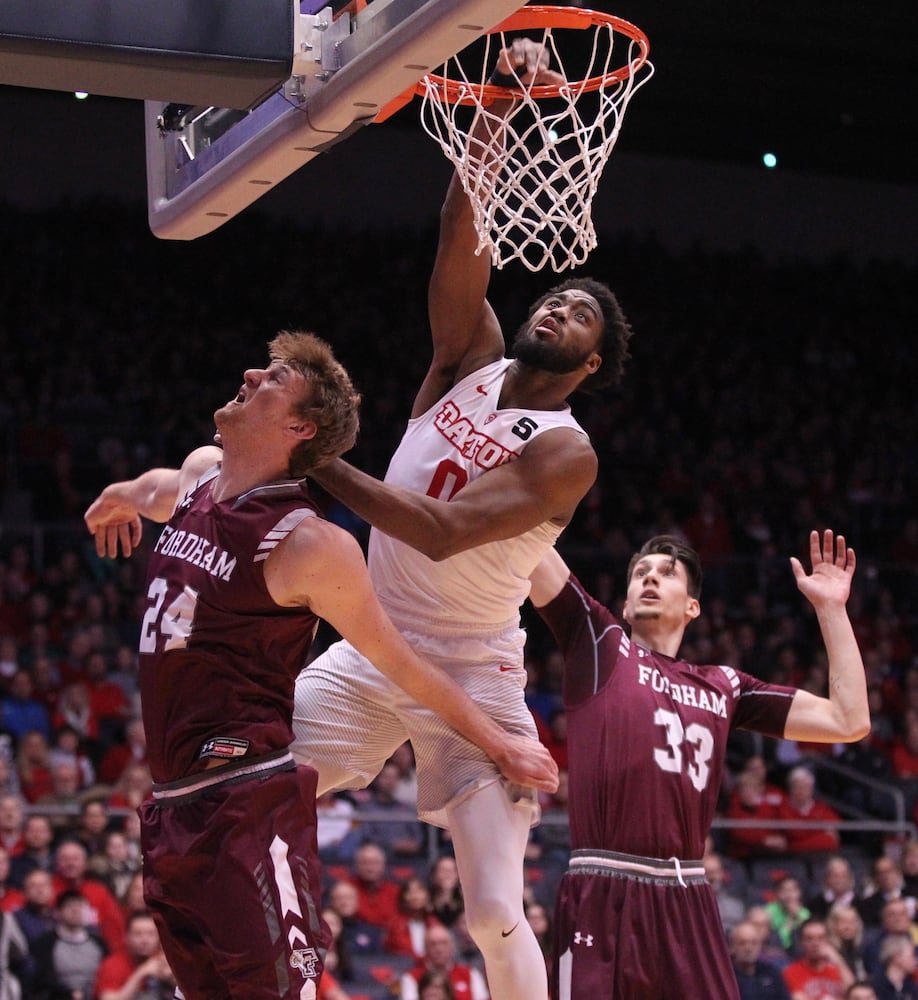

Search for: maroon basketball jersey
xmin=140 ymin=467 xmax=321 ymax=783
xmin=539 ymin=575 xmax=796 ymax=858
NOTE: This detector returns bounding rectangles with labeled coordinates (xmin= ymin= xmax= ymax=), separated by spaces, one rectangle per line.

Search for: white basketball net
xmin=418 ymin=19 xmax=653 ymax=272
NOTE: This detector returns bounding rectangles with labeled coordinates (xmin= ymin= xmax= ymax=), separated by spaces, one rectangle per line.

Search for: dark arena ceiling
xmin=576 ymin=0 xmax=917 ymax=186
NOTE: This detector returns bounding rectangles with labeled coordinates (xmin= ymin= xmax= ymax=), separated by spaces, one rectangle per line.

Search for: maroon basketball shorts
xmin=140 ymin=755 xmax=330 ymax=999
xmin=552 ymin=849 xmax=740 ymax=999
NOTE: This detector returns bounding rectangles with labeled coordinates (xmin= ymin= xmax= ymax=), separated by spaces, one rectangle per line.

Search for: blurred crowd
xmin=0 ymin=198 xmax=917 ymax=997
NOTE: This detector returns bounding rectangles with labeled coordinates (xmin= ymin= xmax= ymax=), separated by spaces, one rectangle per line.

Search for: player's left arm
xmin=266 ymin=519 xmax=560 ymax=792
xmin=528 ymin=548 xmax=573 ymax=608
xmin=781 ymin=530 xmax=870 ymax=743
xmin=309 ymin=428 xmax=597 ymax=560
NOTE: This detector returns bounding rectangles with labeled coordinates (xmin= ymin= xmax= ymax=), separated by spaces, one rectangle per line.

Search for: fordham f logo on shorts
xmin=290 ymin=947 xmax=320 ymax=979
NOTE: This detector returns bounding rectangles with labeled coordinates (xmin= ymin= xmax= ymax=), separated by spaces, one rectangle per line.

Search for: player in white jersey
xmin=291 ymin=41 xmax=633 ymax=1000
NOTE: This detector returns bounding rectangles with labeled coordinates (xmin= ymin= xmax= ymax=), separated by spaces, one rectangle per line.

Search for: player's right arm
xmin=84 ymin=446 xmax=222 ymax=558
xmin=419 ymin=40 xmax=564 ymax=418
xmin=267 ymin=517 xmax=560 ymax=793
xmin=419 ymin=146 xmax=505 ymax=418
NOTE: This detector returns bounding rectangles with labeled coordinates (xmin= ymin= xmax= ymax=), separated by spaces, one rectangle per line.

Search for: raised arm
xmin=528 ymin=548 xmax=573 ymax=608
xmin=782 ymin=530 xmax=870 ymax=743
xmin=84 ymin=446 xmax=222 ymax=558
xmin=310 ymin=427 xmax=597 ymax=560
xmin=418 ymin=40 xmax=565 ymax=417
xmin=267 ymin=518 xmax=560 ymax=792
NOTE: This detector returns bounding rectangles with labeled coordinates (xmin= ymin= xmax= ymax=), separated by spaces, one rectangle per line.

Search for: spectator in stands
xmin=730 ymin=919 xmax=792 ymax=1000
xmin=869 ymin=933 xmax=918 ymax=1000
xmin=0 ymin=670 xmax=51 ymax=743
xmin=83 ymin=649 xmax=130 ymax=749
xmin=427 ymin=856 xmax=464 ymax=930
xmin=348 ymin=764 xmax=425 ymax=859
xmin=0 ymin=638 xmax=20 ymax=693
xmin=73 ymin=798 xmax=110 ymax=858
xmin=0 ymin=796 xmax=25 ymax=854
xmin=317 ymin=965 xmax=352 ymax=1000
xmin=51 ymin=682 xmax=100 ymax=754
xmin=725 ymin=768 xmax=788 ymax=861
xmin=523 ymin=900 xmax=552 ymax=978
xmin=348 ymin=842 xmax=402 ymax=929
xmin=890 ymin=715 xmax=918 ymax=792
xmin=832 ymin=734 xmax=897 ymax=824
xmin=48 ymin=724 xmax=96 ymax=791
xmin=11 ymin=868 xmax=57 ymax=949
xmin=326 ymin=880 xmax=384 ymax=955
xmin=706 ymin=850 xmax=748 ymax=935
xmin=51 ymin=837 xmax=124 ymax=952
xmin=389 ymin=742 xmax=419 ymax=809
xmin=316 ymin=791 xmax=356 ymax=862
xmin=767 ymin=876 xmax=812 ymax=953
xmin=777 ymin=767 xmax=841 ymax=856
xmin=97 ymin=717 xmax=146 ymax=788
xmin=0 ymin=756 xmax=20 ymax=799
xmin=745 ymin=905 xmax=792 ymax=969
xmin=827 ymin=903 xmax=869 ymax=981
xmin=95 ymin=910 xmax=176 ymax=1000
xmin=783 ymin=917 xmax=854 ymax=998
xmin=87 ymin=829 xmax=140 ymax=903
xmin=119 ymin=872 xmax=147 ymax=921
xmin=399 ymin=924 xmax=489 ymax=1000
xmin=858 ymin=857 xmax=916 ymax=930
xmin=417 ymin=969 xmax=456 ymax=1000
xmin=35 ymin=758 xmax=84 ymax=832
xmin=385 ymin=876 xmax=443 ymax=960
xmin=29 ymin=656 xmax=63 ymax=727
xmin=809 ymin=858 xmax=859 ymax=919
xmin=0 ymin=847 xmax=24 ymax=913
xmin=9 ymin=812 xmax=55 ymax=888
xmin=861 ymin=898 xmax=918 ymax=977
xmin=321 ymin=906 xmax=354 ymax=985
xmin=14 ymin=731 xmax=53 ymax=803
xmin=31 ymin=888 xmax=108 ymax=1000
xmin=104 ymin=761 xmax=151 ymax=814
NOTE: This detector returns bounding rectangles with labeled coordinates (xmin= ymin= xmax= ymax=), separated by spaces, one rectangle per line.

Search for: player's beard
xmin=510 ymin=322 xmax=594 ymax=375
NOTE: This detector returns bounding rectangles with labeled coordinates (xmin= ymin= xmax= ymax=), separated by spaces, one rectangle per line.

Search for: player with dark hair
xmin=291 ymin=41 xmax=632 ymax=1000
xmin=83 ymin=330 xmax=559 ymax=1000
xmin=528 ymin=530 xmax=869 ymax=999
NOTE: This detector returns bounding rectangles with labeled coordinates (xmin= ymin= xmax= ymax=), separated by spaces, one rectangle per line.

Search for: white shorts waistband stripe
xmin=569 ymin=850 xmax=705 ymax=883
xmin=152 ymin=750 xmax=294 ymax=801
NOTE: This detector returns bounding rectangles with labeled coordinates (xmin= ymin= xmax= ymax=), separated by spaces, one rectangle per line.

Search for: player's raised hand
xmin=492 ymin=732 xmax=560 ymax=793
xmin=84 ymin=487 xmax=143 ymax=559
xmin=493 ymin=37 xmax=565 ymax=88
xmin=790 ymin=529 xmax=855 ymax=610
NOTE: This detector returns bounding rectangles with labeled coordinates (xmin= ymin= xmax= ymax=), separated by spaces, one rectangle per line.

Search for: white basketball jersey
xmin=368 ymin=358 xmax=588 ymax=631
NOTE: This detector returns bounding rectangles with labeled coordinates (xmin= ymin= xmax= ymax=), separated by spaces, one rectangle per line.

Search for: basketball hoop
xmin=380 ymin=6 xmax=653 ymax=273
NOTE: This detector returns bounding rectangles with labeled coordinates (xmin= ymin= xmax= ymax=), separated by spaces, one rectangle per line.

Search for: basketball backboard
xmin=146 ymin=0 xmax=530 ymax=240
